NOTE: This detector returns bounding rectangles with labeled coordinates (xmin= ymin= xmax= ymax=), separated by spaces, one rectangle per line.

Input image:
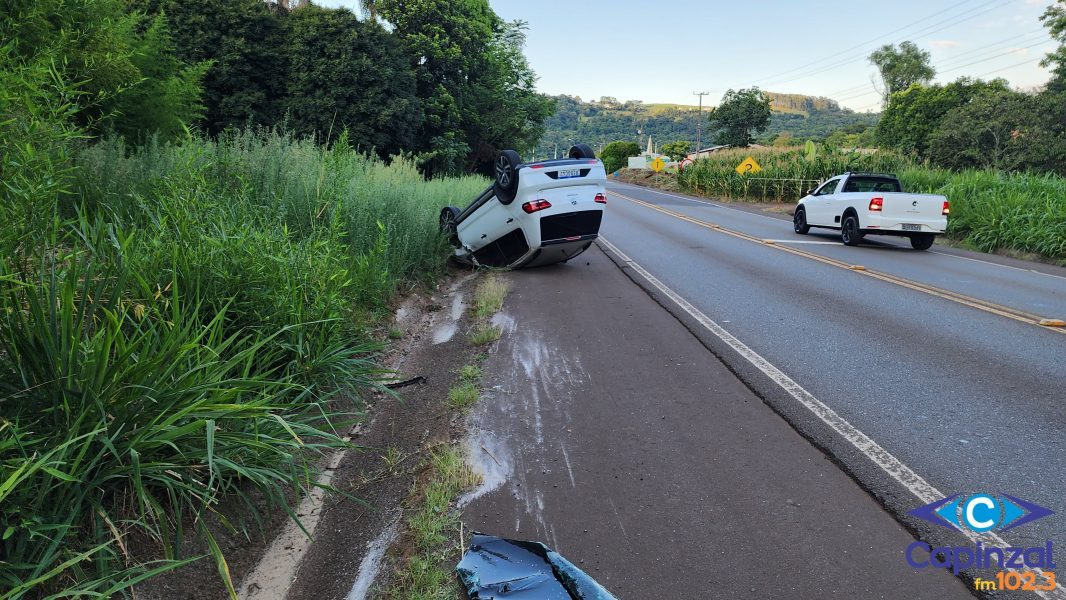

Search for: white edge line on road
xmin=597 ymin=235 xmax=1062 ymax=599
xmin=930 ymin=250 xmax=1066 ymax=282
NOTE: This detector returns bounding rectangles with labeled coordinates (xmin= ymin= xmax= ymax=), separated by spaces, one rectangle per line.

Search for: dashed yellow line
xmin=610 ymin=190 xmax=1066 ymax=335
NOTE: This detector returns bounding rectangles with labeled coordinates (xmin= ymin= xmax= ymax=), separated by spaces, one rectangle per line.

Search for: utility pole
xmin=693 ymin=91 xmax=709 ymax=158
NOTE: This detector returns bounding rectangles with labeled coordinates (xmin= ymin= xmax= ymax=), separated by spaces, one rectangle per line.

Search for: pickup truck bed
xmin=794 ymin=172 xmax=948 ymax=250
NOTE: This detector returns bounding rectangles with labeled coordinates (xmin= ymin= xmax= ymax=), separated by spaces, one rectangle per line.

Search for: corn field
xmin=676 ymin=148 xmax=1066 ymax=261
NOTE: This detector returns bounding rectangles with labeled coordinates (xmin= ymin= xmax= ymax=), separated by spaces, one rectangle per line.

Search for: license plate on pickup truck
xmin=557 ymin=169 xmax=580 ymax=179
xmin=901 ymin=223 xmax=922 ymax=232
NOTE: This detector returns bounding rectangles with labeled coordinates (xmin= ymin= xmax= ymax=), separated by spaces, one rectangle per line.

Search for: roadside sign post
xmin=735 ymin=156 xmax=762 ymax=175
xmin=650 ymin=157 xmax=666 ymax=172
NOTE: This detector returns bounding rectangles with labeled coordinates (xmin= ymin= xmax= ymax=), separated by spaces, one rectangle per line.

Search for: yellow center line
xmin=609 ymin=190 xmax=1066 ymax=336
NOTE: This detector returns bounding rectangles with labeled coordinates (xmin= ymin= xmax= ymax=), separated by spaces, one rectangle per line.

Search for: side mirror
xmin=805 ymin=189 xmax=814 ymax=196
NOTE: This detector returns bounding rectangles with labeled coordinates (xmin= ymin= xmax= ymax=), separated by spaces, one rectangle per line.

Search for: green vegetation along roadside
xmin=0 ymin=130 xmax=486 ymax=598
xmin=383 ymin=275 xmax=509 ymax=599
xmin=663 ymin=147 xmax=1066 ymax=262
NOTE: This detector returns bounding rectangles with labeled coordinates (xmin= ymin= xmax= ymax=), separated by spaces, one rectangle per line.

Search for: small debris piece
xmin=456 ymin=533 xmax=617 ymax=599
xmin=384 ymin=376 xmax=427 ymax=390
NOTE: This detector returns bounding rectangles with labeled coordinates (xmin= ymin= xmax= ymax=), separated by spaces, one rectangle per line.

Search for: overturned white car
xmin=440 ymin=145 xmax=607 ymax=268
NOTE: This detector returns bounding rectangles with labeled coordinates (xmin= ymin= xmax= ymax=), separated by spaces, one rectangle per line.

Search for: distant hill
xmin=534 ymin=94 xmax=880 ymax=158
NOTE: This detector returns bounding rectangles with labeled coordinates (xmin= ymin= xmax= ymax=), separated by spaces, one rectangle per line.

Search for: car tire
xmin=439 ymin=206 xmax=461 ymax=247
xmin=493 ymin=150 xmax=521 ymax=205
xmin=841 ymin=214 xmax=863 ymax=246
xmin=793 ymin=207 xmax=810 ymax=235
xmin=568 ymin=143 xmax=596 ymax=159
xmin=910 ymin=233 xmax=935 ymax=250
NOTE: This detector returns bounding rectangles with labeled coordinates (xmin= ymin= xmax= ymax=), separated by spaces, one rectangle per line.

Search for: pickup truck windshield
xmin=842 ymin=176 xmax=902 ymax=193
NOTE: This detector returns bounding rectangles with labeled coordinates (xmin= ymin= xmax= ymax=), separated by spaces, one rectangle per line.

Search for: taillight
xmin=868 ymin=197 xmax=883 ymax=212
xmin=594 ymin=193 xmax=607 ymax=204
xmin=522 ymin=199 xmax=552 ymax=214
xmin=942 ymin=201 xmax=950 ymax=216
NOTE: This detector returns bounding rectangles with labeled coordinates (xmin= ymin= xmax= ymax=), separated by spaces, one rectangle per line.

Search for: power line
xmin=749 ymin=0 xmax=975 ymax=85
xmin=937 ymin=39 xmax=1054 ymax=75
xmin=823 ymin=29 xmax=1046 ymax=98
xmin=835 ymin=34 xmax=1053 ymax=100
xmin=976 ymin=56 xmax=1044 ymax=78
xmin=756 ymin=0 xmax=1014 ymax=89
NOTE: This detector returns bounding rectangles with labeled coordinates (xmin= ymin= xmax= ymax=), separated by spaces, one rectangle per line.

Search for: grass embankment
xmin=675 ymin=148 xmax=1066 ymax=261
xmin=0 ymin=130 xmax=485 ymax=597
xmin=385 ymin=275 xmax=510 ymax=599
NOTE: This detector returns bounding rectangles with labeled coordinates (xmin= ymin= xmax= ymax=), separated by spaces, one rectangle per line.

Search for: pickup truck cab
xmin=794 ymin=172 xmax=949 ymax=250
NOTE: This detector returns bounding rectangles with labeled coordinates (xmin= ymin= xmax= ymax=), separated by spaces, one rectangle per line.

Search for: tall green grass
xmin=899 ymin=169 xmax=1066 ymax=258
xmin=676 ymin=148 xmax=1066 ymax=260
xmin=0 ymin=130 xmax=487 ymax=597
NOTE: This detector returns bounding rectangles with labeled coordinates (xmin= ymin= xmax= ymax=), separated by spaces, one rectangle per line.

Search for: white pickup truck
xmin=793 ymin=172 xmax=949 ymax=250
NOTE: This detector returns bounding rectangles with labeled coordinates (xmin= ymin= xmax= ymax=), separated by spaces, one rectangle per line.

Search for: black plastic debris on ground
xmin=456 ymin=533 xmax=618 ymax=599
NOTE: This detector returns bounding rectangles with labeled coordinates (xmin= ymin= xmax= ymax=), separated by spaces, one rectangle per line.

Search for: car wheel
xmin=793 ymin=207 xmax=810 ymax=235
xmin=493 ymin=150 xmax=521 ymax=205
xmin=439 ymin=206 xmax=461 ymax=247
xmin=568 ymin=143 xmax=596 ymax=159
xmin=841 ymin=214 xmax=862 ymax=246
xmin=910 ymin=233 xmax=935 ymax=250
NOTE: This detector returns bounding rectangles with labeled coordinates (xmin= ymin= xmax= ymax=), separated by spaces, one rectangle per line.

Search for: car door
xmin=806 ymin=178 xmax=840 ymax=226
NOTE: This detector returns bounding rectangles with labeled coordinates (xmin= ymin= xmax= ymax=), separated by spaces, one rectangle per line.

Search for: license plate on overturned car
xmin=557 ymin=168 xmax=580 ymax=179
xmin=902 ymin=223 xmax=921 ymax=231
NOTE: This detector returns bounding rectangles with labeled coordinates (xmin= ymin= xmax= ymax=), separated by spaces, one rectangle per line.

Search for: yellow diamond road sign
xmin=650 ymin=157 xmax=666 ymax=172
xmin=736 ymin=156 xmax=762 ymax=175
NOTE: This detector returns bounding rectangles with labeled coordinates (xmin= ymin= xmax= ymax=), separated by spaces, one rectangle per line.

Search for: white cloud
xmin=1007 ymin=47 xmax=1030 ymax=56
xmin=930 ymin=40 xmax=961 ymax=48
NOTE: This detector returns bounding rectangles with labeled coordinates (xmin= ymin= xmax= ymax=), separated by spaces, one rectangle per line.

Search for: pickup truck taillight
xmin=942 ymin=201 xmax=950 ymax=216
xmin=594 ymin=193 xmax=607 ymax=204
xmin=868 ymin=197 xmax=883 ymax=212
xmin=522 ymin=199 xmax=552 ymax=214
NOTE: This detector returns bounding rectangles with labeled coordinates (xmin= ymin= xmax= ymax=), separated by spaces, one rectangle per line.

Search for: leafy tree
xmin=600 ymin=140 xmax=640 ymax=173
xmin=869 ymin=41 xmax=935 ymax=100
xmin=706 ymin=88 xmax=771 ymax=147
xmin=157 ymin=0 xmax=288 ymax=134
xmin=102 ymin=13 xmax=209 ymax=141
xmin=876 ymin=78 xmax=1006 ymax=157
xmin=359 ymin=0 xmax=378 ymax=20
xmin=1042 ymin=0 xmax=1066 ymax=92
xmin=661 ymin=140 xmax=691 ymax=161
xmin=377 ymin=0 xmax=552 ymax=176
xmin=460 ymin=20 xmax=554 ymax=171
xmin=926 ymin=87 xmax=1044 ymax=171
xmin=284 ymin=5 xmax=420 ymax=156
xmin=1 ymin=0 xmax=141 ymax=128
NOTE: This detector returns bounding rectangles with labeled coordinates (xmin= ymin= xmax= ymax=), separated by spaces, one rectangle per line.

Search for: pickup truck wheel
xmin=841 ymin=214 xmax=863 ymax=246
xmin=439 ymin=206 xmax=461 ymax=247
xmin=910 ymin=233 xmax=935 ymax=250
xmin=568 ymin=143 xmax=596 ymax=159
xmin=493 ymin=150 xmax=521 ymax=205
xmin=793 ymin=207 xmax=810 ymax=234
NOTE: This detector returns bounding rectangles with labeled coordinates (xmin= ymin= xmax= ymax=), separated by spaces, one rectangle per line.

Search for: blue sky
xmin=315 ymin=0 xmax=1058 ymax=111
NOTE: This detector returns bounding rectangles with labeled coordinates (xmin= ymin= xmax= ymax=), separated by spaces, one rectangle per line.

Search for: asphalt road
xmin=462 ymin=247 xmax=971 ymax=598
xmin=599 ymin=181 xmax=1066 ymax=573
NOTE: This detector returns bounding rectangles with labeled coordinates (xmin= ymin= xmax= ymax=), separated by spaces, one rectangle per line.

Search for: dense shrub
xmin=0 ymin=131 xmax=486 ymax=597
